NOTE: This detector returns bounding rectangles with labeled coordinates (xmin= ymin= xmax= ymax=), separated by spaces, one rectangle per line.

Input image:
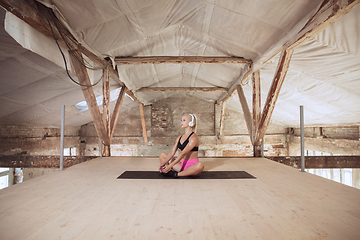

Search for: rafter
xmin=115 ymin=56 xmax=252 ymax=65
xmin=0 ymin=0 xmax=124 ymax=86
xmin=287 ymin=0 xmax=360 ymax=50
xmin=236 ymin=85 xmax=253 ymax=144
xmin=217 ymin=0 xmax=360 ymax=104
xmin=136 ymin=87 xmax=228 ymax=93
xmin=254 ymin=49 xmax=294 ymax=146
xmin=69 ymin=50 xmax=110 ymax=146
xmin=217 ymin=67 xmax=252 ymax=104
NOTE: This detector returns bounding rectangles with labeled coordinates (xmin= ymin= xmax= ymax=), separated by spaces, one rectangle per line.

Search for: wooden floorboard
xmin=0 ymin=157 xmax=359 ymax=239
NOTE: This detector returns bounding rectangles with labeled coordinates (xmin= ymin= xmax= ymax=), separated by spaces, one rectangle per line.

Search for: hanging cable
xmin=48 ymin=10 xmax=101 ymax=70
xmin=40 ymin=6 xmax=105 ymax=87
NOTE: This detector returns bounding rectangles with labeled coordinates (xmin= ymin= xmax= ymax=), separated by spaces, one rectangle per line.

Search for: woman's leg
xmin=159 ymin=152 xmax=180 ymax=172
xmin=178 ymin=161 xmax=204 ymax=177
xmin=159 ymin=152 xmax=168 ymax=166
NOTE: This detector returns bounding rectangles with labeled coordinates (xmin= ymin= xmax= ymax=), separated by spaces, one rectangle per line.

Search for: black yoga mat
xmin=117 ymin=171 xmax=256 ymax=179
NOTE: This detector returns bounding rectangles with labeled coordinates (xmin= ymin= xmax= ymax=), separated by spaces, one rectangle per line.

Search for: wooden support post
xmin=110 ymin=86 xmax=126 ymax=140
xmin=69 ymin=50 xmax=110 ymax=146
xmin=138 ymin=103 xmax=148 ymax=143
xmin=218 ymin=103 xmax=226 ymax=140
xmin=255 ymin=49 xmax=294 ymax=146
xmin=252 ymin=70 xmax=262 ymax=156
xmin=102 ymin=66 xmax=111 ymax=156
xmin=236 ymin=85 xmax=253 ymax=144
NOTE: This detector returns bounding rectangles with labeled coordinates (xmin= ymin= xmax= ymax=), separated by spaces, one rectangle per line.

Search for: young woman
xmin=159 ymin=114 xmax=204 ymax=178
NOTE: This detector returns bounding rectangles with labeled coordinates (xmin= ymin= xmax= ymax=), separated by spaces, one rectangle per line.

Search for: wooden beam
xmin=254 ymin=49 xmax=294 ymax=146
xmin=138 ymin=103 xmax=148 ymax=143
xmin=217 ymin=0 xmax=360 ymax=104
xmin=79 ymin=46 xmax=123 ymax=86
xmin=236 ymin=85 xmax=253 ymax=144
xmin=252 ymin=70 xmax=261 ymax=144
xmin=115 ymin=56 xmax=252 ymax=65
xmin=124 ymin=88 xmax=140 ymax=103
xmin=0 ymin=155 xmax=96 ymax=168
xmin=102 ymin=66 xmax=111 ymax=156
xmin=0 ymin=0 xmax=124 ymax=87
xmin=218 ymin=103 xmax=226 ymax=140
xmin=267 ymin=156 xmax=360 ymax=169
xmin=217 ymin=67 xmax=253 ymax=104
xmin=69 ymin=50 xmax=110 ymax=146
xmin=286 ymin=0 xmax=360 ymax=50
xmin=262 ymin=0 xmax=360 ymax=66
xmin=136 ymin=87 xmax=228 ymax=93
xmin=110 ymin=86 xmax=126 ymax=140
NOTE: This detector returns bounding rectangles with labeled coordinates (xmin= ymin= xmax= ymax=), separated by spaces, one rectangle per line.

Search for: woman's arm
xmin=163 ymin=134 xmax=199 ymax=172
xmin=161 ymin=135 xmax=181 ymax=166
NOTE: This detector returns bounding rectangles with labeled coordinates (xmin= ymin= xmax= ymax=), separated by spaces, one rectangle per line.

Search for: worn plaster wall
xmin=1 ymin=100 xmax=358 ymax=161
xmin=289 ymin=126 xmax=360 ymax=155
xmin=22 ymin=168 xmax=58 ymax=181
xmin=0 ymin=125 xmax=80 ymax=156
xmin=81 ymin=95 xmax=289 ymax=157
xmin=0 ymin=125 xmax=81 ymax=184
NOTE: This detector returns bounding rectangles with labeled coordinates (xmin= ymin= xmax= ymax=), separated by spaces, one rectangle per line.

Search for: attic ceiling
xmin=0 ymin=0 xmax=359 ymax=128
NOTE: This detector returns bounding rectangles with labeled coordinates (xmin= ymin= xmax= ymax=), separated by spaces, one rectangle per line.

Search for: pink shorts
xmin=180 ymin=158 xmax=199 ymax=171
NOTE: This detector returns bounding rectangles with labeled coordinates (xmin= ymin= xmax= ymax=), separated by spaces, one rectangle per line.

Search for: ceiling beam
xmin=254 ymin=48 xmax=294 ymax=146
xmin=0 ymin=0 xmax=124 ymax=86
xmin=217 ymin=67 xmax=253 ymax=104
xmin=236 ymin=85 xmax=253 ymax=145
xmin=286 ymin=0 xmax=360 ymax=50
xmin=69 ymin=50 xmax=110 ymax=146
xmin=136 ymin=87 xmax=228 ymax=93
xmin=124 ymin=88 xmax=141 ymax=102
xmin=217 ymin=0 xmax=360 ymax=104
xmin=115 ymin=56 xmax=252 ymax=65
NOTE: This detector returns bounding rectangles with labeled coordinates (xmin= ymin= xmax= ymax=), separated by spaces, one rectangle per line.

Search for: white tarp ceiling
xmin=0 ymin=0 xmax=359 ymax=128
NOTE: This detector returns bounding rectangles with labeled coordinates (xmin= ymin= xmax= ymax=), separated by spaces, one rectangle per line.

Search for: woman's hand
xmin=162 ymin=164 xmax=172 ymax=173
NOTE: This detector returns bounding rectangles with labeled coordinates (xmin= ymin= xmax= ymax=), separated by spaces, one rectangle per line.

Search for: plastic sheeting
xmin=0 ymin=7 xmax=135 ymax=127
xmin=0 ymin=0 xmax=359 ymax=128
xmin=227 ymin=5 xmax=360 ymax=127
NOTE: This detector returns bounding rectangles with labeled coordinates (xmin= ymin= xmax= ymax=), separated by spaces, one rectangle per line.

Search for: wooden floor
xmin=0 ymin=157 xmax=359 ymax=240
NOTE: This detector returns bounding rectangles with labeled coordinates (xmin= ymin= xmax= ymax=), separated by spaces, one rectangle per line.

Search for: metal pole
xmin=300 ymin=105 xmax=305 ymax=172
xmin=99 ymin=138 xmax=103 ymax=158
xmin=261 ymin=140 xmax=264 ymax=158
xmin=60 ymin=105 xmax=65 ymax=171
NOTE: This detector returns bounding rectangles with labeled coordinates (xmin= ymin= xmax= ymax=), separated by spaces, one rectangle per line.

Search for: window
xmin=0 ymin=168 xmax=10 ymax=190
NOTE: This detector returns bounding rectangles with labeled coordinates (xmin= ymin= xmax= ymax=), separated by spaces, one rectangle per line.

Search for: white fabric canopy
xmin=0 ymin=0 xmax=359 ymax=128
